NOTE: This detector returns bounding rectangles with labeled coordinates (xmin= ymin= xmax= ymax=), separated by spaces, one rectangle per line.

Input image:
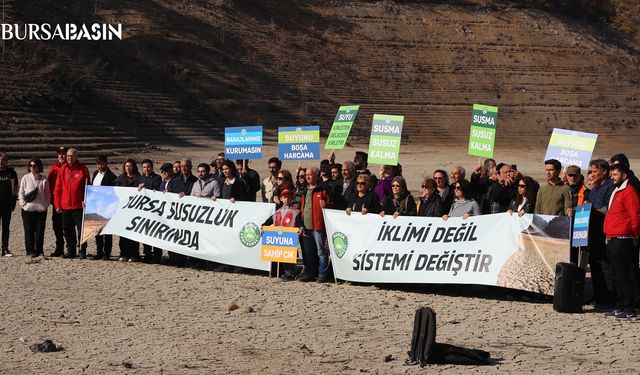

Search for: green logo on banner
xmin=368 ymin=114 xmax=404 ymax=165
xmin=332 ymin=232 xmax=348 ymax=258
xmin=239 ymin=222 xmax=260 ymax=247
xmin=468 ymin=104 xmax=498 ymax=158
xmin=325 ymin=105 xmax=360 ymax=150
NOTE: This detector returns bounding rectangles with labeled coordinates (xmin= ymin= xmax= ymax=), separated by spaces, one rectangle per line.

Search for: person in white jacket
xmin=18 ymin=158 xmax=51 ymax=257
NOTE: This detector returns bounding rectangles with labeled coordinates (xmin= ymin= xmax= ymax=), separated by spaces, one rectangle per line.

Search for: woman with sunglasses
xmin=272 ymin=170 xmax=294 ymax=209
xmin=346 ymin=174 xmax=380 ymax=215
xmin=507 ymin=176 xmax=538 ymax=216
xmin=293 ymin=167 xmax=307 ymax=210
xmin=380 ymin=176 xmax=416 ymax=218
xmin=18 ymin=158 xmax=51 ymax=257
xmin=417 ymin=178 xmax=443 ymax=217
xmin=443 ymin=180 xmax=480 ymax=220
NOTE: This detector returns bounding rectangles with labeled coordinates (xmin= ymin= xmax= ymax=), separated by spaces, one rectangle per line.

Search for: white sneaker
xmin=3 ymin=251 xmax=13 ymax=257
xmin=118 ymin=257 xmax=129 ymax=262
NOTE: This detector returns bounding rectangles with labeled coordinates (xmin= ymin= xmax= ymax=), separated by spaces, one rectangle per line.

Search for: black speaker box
xmin=553 ymin=262 xmax=585 ymax=313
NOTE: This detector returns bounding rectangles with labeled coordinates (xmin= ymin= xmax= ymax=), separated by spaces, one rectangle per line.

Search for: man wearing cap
xmin=47 ymin=146 xmax=67 ymax=256
xmin=91 ymin=155 xmax=117 ymax=260
xmin=0 ymin=152 xmax=18 ymax=257
xmin=261 ymin=157 xmax=282 ymax=203
xmin=566 ymin=165 xmax=590 ymax=208
xmin=603 ymin=163 xmax=640 ymax=320
xmin=54 ymin=148 xmax=90 ymax=258
xmin=535 ymin=159 xmax=573 ymax=216
xmin=159 ymin=163 xmax=182 ymax=193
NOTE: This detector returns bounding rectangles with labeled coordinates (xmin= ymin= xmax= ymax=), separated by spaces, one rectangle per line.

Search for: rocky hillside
xmin=1 ymin=0 xmax=639 ymax=164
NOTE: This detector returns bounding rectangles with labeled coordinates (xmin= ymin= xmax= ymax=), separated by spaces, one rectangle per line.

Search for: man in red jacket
xmin=47 ymin=146 xmax=67 ymax=256
xmin=299 ymin=166 xmax=332 ymax=282
xmin=603 ymin=163 xmax=640 ymax=320
xmin=54 ymin=148 xmax=90 ymax=259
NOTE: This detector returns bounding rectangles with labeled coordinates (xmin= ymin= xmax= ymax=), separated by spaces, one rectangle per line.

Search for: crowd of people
xmin=0 ymin=146 xmax=638 ymax=320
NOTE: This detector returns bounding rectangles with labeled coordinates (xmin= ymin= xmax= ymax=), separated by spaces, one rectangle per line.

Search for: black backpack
xmin=407 ymin=307 xmax=491 ymax=367
xmin=407 ymin=307 xmax=437 ymax=366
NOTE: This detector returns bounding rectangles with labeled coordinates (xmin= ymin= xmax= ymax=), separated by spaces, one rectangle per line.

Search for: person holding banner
xmin=115 ymin=159 xmax=141 ymax=262
xmin=18 ymin=158 xmax=50 ymax=257
xmin=346 ymin=174 xmax=380 ymax=216
xmin=443 ymin=180 xmax=480 ymax=220
xmin=433 ymin=169 xmax=453 ymax=213
xmin=178 ymin=159 xmax=198 ymax=196
xmin=190 ymin=163 xmax=220 ymax=198
xmin=417 ymin=178 xmax=443 ymax=217
xmin=299 ymin=166 xmax=332 ymax=283
xmin=159 ymin=163 xmax=182 ymax=193
xmin=507 ymin=176 xmax=537 ymax=216
xmin=216 ymin=160 xmax=248 ymax=202
xmin=263 ymin=189 xmax=302 ymax=281
xmin=135 ymin=159 xmax=163 ymax=263
xmin=603 ymin=163 xmax=640 ymax=320
xmin=92 ymin=155 xmax=117 ymax=260
xmin=380 ymin=176 xmax=416 ymax=218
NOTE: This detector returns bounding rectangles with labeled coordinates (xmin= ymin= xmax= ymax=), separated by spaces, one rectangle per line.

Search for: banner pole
xmin=277 ymin=262 xmax=280 ymax=280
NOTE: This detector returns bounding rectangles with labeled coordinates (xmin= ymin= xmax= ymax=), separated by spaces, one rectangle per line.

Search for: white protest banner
xmin=324 ymin=209 xmax=570 ymax=295
xmin=82 ymin=186 xmax=275 ymax=271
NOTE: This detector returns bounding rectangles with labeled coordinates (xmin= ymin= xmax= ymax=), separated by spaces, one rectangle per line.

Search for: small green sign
xmin=324 ymin=105 xmax=360 ymax=149
xmin=367 ymin=114 xmax=403 ymax=165
xmin=468 ymin=104 xmax=498 ymax=158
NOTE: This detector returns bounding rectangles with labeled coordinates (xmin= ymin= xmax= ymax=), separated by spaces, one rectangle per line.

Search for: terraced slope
xmin=1 ymin=1 xmax=638 ymax=165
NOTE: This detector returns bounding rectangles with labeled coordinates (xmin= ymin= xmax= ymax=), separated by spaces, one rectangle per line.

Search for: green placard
xmin=324 ymin=105 xmax=360 ymax=149
xmin=468 ymin=104 xmax=498 ymax=158
xmin=367 ymin=114 xmax=403 ymax=165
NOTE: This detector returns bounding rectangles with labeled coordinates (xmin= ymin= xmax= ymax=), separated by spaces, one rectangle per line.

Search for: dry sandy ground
xmin=1 ymin=142 xmax=639 ymax=374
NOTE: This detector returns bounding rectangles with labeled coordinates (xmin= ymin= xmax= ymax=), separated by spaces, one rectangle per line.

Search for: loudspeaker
xmin=553 ymin=262 xmax=585 ymax=313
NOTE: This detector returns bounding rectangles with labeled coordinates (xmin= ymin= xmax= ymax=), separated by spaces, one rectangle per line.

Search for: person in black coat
xmin=135 ymin=159 xmax=163 ymax=263
xmin=213 ymin=160 xmax=249 ymax=272
xmin=216 ymin=160 xmax=248 ymax=202
xmin=91 ymin=155 xmax=117 ymax=260
xmin=507 ymin=176 xmax=537 ymax=216
xmin=417 ymin=178 xmax=443 ymax=217
xmin=346 ymin=174 xmax=380 ymax=215
xmin=115 ymin=158 xmax=141 ymax=262
xmin=236 ymin=159 xmax=261 ymax=202
xmin=380 ymin=176 xmax=417 ymax=217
